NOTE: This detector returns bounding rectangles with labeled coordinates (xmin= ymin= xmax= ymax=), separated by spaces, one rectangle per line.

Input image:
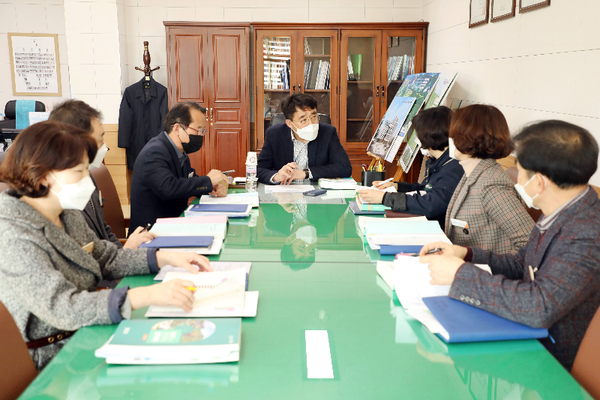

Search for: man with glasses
xmin=258 ymin=94 xmax=352 ymax=184
xmin=129 ymin=102 xmax=230 ymax=232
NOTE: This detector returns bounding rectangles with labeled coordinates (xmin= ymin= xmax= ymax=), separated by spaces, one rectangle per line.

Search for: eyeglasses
xmin=181 ymin=124 xmax=206 ymax=136
xmin=294 ymin=114 xmax=319 ymax=127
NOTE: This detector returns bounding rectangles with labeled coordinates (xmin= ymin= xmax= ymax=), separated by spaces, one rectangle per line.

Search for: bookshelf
xmin=253 ymin=23 xmax=428 ymax=182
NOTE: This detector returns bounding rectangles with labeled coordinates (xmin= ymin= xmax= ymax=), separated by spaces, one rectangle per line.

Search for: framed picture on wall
xmin=7 ymin=33 xmax=62 ymax=96
xmin=491 ymin=0 xmax=516 ymax=22
xmin=519 ymin=0 xmax=550 ymax=13
xmin=469 ymin=0 xmax=489 ymax=28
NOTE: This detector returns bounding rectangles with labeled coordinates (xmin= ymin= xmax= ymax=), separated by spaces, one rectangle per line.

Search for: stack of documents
xmin=146 ymin=268 xmax=258 ymax=318
xmin=150 ymin=215 xmax=228 ymax=255
xmin=95 ymin=318 xmax=241 ymax=364
xmin=199 ymin=192 xmax=259 ymax=208
xmin=361 ymin=218 xmax=450 ymax=255
xmin=185 ymin=203 xmax=251 ymax=218
xmin=354 ymin=194 xmax=390 ymax=212
xmin=318 ymin=177 xmax=357 ymax=190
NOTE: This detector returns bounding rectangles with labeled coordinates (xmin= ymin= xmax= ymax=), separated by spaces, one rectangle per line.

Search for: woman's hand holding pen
xmin=418 ymin=242 xmax=468 ymax=286
xmin=129 ymin=278 xmax=196 ymax=312
xmin=123 ymin=225 xmax=157 ymax=249
xmin=372 ymin=180 xmax=397 ymax=190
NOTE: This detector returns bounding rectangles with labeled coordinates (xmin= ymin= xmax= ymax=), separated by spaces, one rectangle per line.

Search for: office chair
xmin=0 ymin=302 xmax=38 ymax=400
xmin=90 ymin=164 xmax=127 ymax=240
xmin=270 ymin=113 xmax=331 ymax=126
xmin=571 ymin=306 xmax=600 ymax=400
xmin=0 ymin=100 xmax=46 ymax=130
xmin=505 ymin=166 xmax=543 ymax=222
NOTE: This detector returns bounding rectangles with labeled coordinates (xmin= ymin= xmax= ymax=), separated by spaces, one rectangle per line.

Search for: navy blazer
xmin=129 ymin=133 xmax=213 ymax=232
xmin=257 ymin=123 xmax=352 ymax=184
xmin=382 ymin=149 xmax=463 ymax=229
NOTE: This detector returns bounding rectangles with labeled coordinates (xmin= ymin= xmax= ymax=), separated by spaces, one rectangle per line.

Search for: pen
xmin=407 ymin=248 xmax=443 ymax=257
xmin=222 ymin=169 xmax=235 ymax=175
xmin=185 ymin=286 xmax=197 ymax=292
xmin=379 ymin=177 xmax=393 ymax=184
xmin=141 ymin=223 xmax=151 ymax=233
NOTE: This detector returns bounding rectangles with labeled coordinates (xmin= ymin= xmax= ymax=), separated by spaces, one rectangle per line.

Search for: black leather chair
xmin=0 ymin=100 xmax=46 ymax=130
xmin=270 ymin=113 xmax=331 ymax=126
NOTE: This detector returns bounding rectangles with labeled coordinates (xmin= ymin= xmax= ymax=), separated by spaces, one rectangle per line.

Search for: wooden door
xmin=205 ymin=27 xmax=249 ymax=177
xmin=166 ymin=26 xmax=209 ymax=174
xmin=296 ymin=30 xmax=339 ymax=130
xmin=254 ymin=29 xmax=297 ymax=149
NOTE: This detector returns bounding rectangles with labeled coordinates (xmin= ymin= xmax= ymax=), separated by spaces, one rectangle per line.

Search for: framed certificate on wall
xmin=519 ymin=0 xmax=550 ymax=13
xmin=469 ymin=0 xmax=490 ymax=28
xmin=491 ymin=0 xmax=516 ymax=22
xmin=8 ymin=33 xmax=62 ymax=96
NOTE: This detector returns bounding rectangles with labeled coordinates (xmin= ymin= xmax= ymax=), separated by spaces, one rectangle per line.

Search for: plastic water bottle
xmin=245 ymin=151 xmax=258 ymax=192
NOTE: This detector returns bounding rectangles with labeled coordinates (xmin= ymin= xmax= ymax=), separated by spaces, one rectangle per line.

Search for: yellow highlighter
xmin=185 ymin=286 xmax=197 ymax=292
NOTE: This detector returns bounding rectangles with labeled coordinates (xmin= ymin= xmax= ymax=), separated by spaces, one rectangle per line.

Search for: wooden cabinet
xmin=253 ymin=23 xmax=427 ymax=182
xmin=165 ymin=23 xmax=250 ymax=177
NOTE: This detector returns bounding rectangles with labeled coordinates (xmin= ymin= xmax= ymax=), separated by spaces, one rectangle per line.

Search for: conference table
xmin=20 ymin=184 xmax=591 ymax=399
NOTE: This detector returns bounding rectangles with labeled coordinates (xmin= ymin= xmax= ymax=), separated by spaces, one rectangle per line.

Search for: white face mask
xmin=294 ymin=225 xmax=317 ymax=245
xmin=514 ymin=174 xmax=542 ymax=210
xmin=448 ymin=138 xmax=457 ymax=160
xmin=50 ymin=172 xmax=96 ymax=211
xmin=292 ymin=122 xmax=319 ymax=142
xmin=420 ymin=148 xmax=430 ymax=157
xmin=89 ymin=144 xmax=108 ymax=170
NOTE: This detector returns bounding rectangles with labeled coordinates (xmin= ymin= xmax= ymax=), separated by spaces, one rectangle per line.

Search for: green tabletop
xmin=20 ymin=262 xmax=591 ymax=399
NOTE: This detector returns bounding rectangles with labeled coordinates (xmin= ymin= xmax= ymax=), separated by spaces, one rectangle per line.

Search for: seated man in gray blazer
xmin=420 ymin=120 xmax=600 ymax=371
xmin=257 ymin=94 xmax=352 ymax=184
xmin=49 ymin=100 xmax=155 ymax=249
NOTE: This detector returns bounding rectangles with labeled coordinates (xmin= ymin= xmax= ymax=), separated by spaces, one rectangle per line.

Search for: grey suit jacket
xmin=0 ymin=191 xmax=150 ymax=370
xmin=445 ymin=159 xmax=534 ymax=255
xmin=450 ymin=187 xmax=600 ymax=370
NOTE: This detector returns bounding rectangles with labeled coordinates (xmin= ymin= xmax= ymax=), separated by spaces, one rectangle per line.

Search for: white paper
xmin=154 ymin=262 xmax=252 ymax=281
xmin=406 ymin=308 xmax=448 ymax=338
xmin=146 ymin=291 xmax=259 ymax=318
xmin=356 ymin=185 xmax=397 ymax=193
xmin=200 ymin=193 xmax=259 ymax=208
xmin=264 ymin=185 xmax=314 ymax=193
xmin=368 ymin=233 xmax=452 ymax=246
xmin=376 ymin=261 xmax=395 ymax=289
xmin=392 ymin=257 xmax=450 ymax=310
xmin=305 ymin=330 xmax=334 ymax=379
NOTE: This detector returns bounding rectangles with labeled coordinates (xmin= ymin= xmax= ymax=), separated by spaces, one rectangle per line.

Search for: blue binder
xmin=422 ymin=296 xmax=549 ymax=343
xmin=139 ymin=236 xmax=214 ymax=249
xmin=378 ymin=245 xmax=423 ymax=255
xmin=189 ymin=204 xmax=248 ymax=213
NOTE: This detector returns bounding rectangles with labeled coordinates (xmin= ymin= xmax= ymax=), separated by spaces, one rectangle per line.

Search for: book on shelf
xmin=95 ymin=318 xmax=242 ymax=364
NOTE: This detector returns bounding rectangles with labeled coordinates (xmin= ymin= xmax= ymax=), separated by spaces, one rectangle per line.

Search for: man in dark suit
xmin=420 ymin=120 xmax=600 ymax=371
xmin=257 ymin=94 xmax=352 ymax=184
xmin=129 ymin=102 xmax=230 ymax=232
xmin=49 ymin=99 xmax=155 ymax=249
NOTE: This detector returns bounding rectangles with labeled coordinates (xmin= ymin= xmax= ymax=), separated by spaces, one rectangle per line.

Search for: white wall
xmin=0 ymin=0 xmax=70 ymax=116
xmin=424 ymin=0 xmax=600 ymax=186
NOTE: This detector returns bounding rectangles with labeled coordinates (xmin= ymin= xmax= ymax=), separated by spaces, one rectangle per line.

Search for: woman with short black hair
xmin=357 ymin=106 xmax=464 ymax=229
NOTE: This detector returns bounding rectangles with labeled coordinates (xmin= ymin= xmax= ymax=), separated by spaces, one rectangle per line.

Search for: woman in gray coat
xmin=0 ymin=121 xmax=212 ymax=370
